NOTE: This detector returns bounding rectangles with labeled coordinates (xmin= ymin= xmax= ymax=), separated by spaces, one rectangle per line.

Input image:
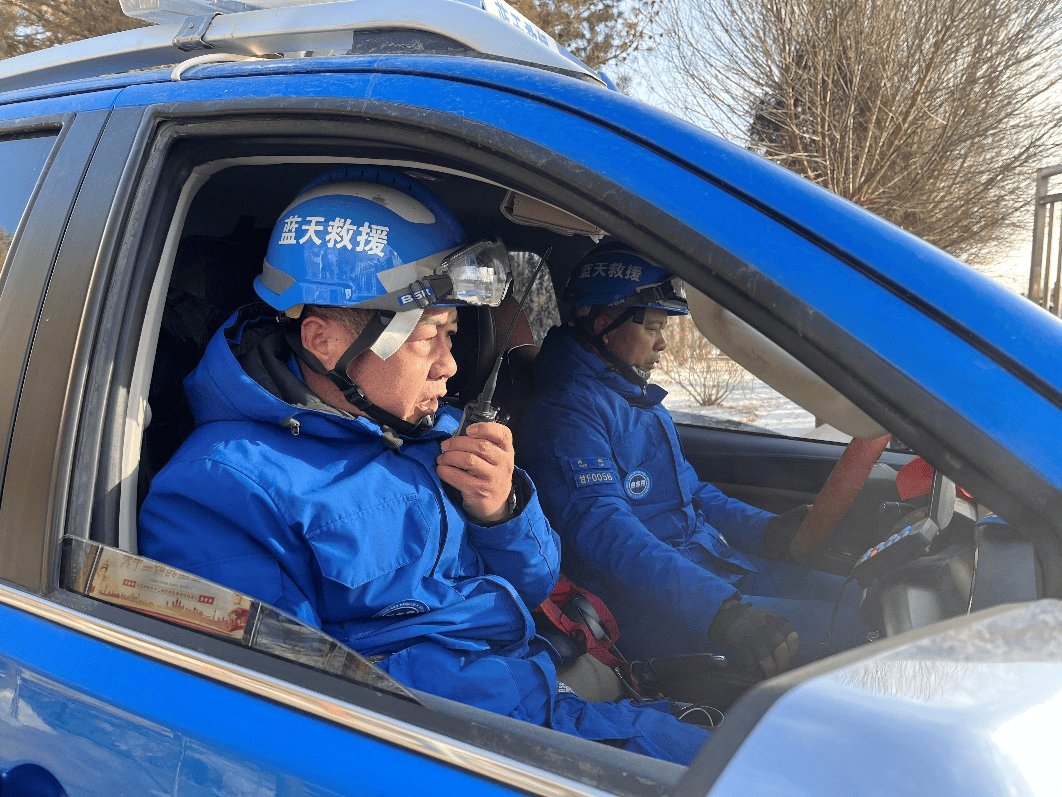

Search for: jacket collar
xmin=537 ymin=326 xmax=667 ymax=408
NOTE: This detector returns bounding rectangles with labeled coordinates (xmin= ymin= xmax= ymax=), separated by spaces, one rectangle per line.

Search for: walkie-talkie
xmin=453 ymin=248 xmax=550 ymax=437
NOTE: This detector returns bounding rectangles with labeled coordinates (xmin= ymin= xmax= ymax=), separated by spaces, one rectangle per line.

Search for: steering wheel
xmin=791 ymin=434 xmax=893 ymax=557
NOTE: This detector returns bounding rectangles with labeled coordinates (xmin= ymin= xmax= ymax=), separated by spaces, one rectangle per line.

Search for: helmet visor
xmin=360 ymin=238 xmax=513 ymax=312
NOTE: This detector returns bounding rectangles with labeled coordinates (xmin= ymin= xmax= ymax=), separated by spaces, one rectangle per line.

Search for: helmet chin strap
xmin=570 ymin=323 xmax=650 ymax=390
xmin=283 ymin=314 xmax=436 ymax=437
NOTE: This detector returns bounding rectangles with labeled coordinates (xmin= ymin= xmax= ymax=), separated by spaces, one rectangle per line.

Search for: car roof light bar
xmin=120 ymin=0 xmax=380 ymax=24
xmin=0 ymin=0 xmax=601 ymax=95
xmin=123 ymin=0 xmax=263 ymax=23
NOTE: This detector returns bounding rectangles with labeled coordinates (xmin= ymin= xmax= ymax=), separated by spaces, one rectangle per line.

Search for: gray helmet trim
xmin=261 ymin=259 xmax=297 ymax=295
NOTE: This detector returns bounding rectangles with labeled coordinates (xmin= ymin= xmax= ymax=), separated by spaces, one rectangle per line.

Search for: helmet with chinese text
xmin=562 ymin=242 xmax=688 ymax=317
xmin=255 ymin=165 xmax=467 ymax=313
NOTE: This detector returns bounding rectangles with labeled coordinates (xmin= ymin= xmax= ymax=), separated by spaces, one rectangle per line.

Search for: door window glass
xmin=0 ymin=132 xmax=58 ymax=268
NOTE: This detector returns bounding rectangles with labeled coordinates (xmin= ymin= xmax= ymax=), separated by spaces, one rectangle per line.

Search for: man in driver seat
xmin=138 ymin=168 xmax=709 ymax=765
xmin=516 ymin=242 xmax=869 ymax=680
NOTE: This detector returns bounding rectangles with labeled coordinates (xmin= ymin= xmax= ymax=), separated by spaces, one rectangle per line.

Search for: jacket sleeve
xmin=466 ymin=469 xmax=561 ymax=608
xmin=518 ymin=404 xmax=741 ymax=636
xmin=138 ymin=455 xmax=324 ymax=629
xmin=680 ymin=457 xmax=774 ymax=556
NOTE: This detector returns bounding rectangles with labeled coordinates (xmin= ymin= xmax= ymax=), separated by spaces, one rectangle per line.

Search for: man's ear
xmin=300 ymin=315 xmax=344 ymax=371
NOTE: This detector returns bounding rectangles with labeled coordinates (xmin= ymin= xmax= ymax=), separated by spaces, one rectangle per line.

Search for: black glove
xmin=763 ymin=504 xmax=810 ymax=560
xmin=708 ymin=597 xmax=799 ymax=679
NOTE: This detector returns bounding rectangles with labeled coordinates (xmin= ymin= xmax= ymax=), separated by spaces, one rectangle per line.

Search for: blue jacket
xmin=515 ymin=327 xmax=773 ymax=656
xmin=138 ymin=310 xmax=709 ymax=763
xmin=140 ymin=310 xmax=563 ymax=722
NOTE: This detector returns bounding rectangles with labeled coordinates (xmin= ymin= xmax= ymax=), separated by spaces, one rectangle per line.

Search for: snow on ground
xmin=650 ymin=241 xmax=1039 ymax=439
xmin=653 ymin=371 xmax=817 ymax=436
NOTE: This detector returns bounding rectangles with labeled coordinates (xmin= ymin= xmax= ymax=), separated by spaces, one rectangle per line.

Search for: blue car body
xmin=1 ymin=2 xmax=1060 ymax=794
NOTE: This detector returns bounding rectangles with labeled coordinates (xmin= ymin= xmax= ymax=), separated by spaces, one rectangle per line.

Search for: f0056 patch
xmin=573 ymin=470 xmax=616 ymax=488
xmin=568 ymin=456 xmax=618 ymax=489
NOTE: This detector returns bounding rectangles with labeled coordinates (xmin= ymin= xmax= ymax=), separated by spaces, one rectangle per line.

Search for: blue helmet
xmin=256 ymin=166 xmax=512 ymax=359
xmin=562 ymin=242 xmax=688 ymax=317
xmin=257 ymin=166 xmax=513 ymax=312
xmin=255 ymin=167 xmax=515 ymax=434
xmin=256 ymin=165 xmax=464 ymax=311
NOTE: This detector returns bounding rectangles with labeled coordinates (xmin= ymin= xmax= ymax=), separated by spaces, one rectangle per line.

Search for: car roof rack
xmin=0 ymin=0 xmax=603 ymax=95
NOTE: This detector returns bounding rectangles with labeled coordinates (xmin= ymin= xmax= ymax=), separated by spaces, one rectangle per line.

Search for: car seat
xmin=138 ymin=218 xmax=269 ymax=508
xmin=448 ymin=293 xmax=539 ymax=426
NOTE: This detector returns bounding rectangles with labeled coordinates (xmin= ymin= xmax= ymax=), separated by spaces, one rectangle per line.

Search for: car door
xmin=0 ymin=93 xmax=202 ymax=795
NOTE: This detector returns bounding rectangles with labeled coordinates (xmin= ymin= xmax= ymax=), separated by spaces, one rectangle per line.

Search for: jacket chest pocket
xmin=614 ymin=418 xmax=679 ymax=508
xmin=306 ymin=493 xmax=432 ymax=595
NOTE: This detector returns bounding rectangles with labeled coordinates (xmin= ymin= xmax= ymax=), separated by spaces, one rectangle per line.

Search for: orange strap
xmin=535 ymin=575 xmax=626 ymax=672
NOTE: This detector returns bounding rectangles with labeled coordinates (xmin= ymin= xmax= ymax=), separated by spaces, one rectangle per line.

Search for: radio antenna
xmin=454 ymin=248 xmax=551 ymax=435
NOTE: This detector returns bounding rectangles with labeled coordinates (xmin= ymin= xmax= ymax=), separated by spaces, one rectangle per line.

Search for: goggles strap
xmin=639 ymin=278 xmax=686 ymax=307
xmin=600 ymin=280 xmax=687 ymax=320
xmin=357 ymin=274 xmax=455 ymax=313
xmin=598 ymin=306 xmax=638 ymax=339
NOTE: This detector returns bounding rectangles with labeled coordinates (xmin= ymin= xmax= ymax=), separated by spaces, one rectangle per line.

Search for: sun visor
xmin=501 ymin=191 xmax=603 ymax=240
xmin=686 ymin=286 xmax=888 ymax=440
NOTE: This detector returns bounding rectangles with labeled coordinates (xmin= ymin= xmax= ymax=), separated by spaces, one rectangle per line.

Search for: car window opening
xmin=88 ymin=147 xmax=1039 ymax=783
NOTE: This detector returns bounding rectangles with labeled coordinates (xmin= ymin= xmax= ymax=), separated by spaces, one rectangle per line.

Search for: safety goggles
xmin=438 ymin=238 xmax=513 ymax=306
xmin=363 ymin=238 xmax=513 ymax=312
xmin=622 ymin=276 xmax=688 ymax=312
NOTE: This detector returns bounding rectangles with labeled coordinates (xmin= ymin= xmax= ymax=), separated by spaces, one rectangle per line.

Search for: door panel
xmin=0 ymin=110 xmax=109 ymax=588
xmin=0 ymin=595 xmax=522 ymax=796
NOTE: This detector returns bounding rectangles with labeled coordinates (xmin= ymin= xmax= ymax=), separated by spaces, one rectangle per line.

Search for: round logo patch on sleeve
xmin=624 ymin=469 xmax=652 ymax=499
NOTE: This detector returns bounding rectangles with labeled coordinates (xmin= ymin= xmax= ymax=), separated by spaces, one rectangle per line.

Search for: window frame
xmin=0 ymin=110 xmax=109 ymax=589
xmin=43 ymin=101 xmax=724 ymax=794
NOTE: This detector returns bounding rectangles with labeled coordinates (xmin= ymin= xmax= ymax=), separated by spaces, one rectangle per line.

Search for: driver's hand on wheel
xmin=708 ymin=597 xmax=799 ymax=679
xmin=763 ymin=504 xmax=811 ymax=561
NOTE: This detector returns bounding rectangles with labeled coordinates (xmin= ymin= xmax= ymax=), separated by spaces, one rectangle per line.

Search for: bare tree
xmin=1 ymin=1 xmax=145 ymax=58
xmin=1 ymin=0 xmax=654 ymax=74
xmin=0 ymin=227 xmax=11 ymax=268
xmin=510 ymin=0 xmax=658 ymax=71
xmin=510 ymin=251 xmax=561 ymax=344
xmin=658 ymin=315 xmax=748 ymax=406
xmin=656 ymin=0 xmax=1062 ymax=264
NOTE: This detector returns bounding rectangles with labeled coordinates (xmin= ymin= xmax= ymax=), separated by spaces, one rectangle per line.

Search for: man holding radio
xmin=139 ymin=167 xmax=709 ymax=764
